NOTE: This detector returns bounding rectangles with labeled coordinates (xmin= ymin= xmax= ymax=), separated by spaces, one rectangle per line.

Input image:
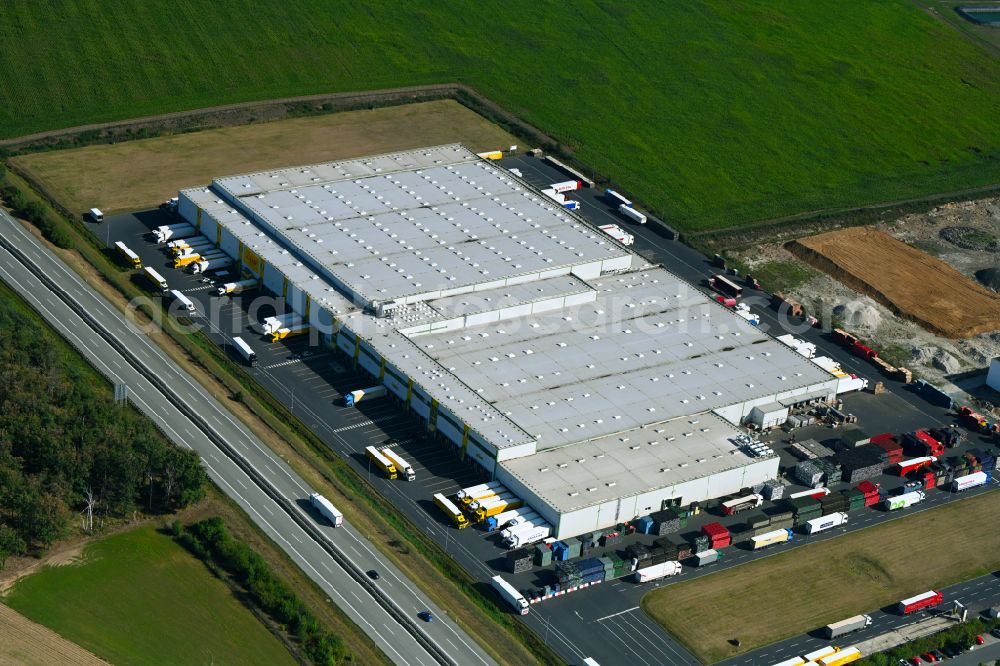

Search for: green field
xmin=2 ymin=2 xmax=998 ymax=230
xmin=3 ymin=526 xmax=297 ymax=666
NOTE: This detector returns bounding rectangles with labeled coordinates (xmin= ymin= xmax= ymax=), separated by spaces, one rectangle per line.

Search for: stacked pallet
xmin=599 ymin=530 xmax=623 ymax=547
xmin=702 ymin=522 xmax=731 ymax=549
xmin=812 ymin=458 xmax=842 ymax=485
xmin=870 ymin=434 xmax=903 ymax=463
xmin=761 ymin=479 xmax=785 ymax=500
xmin=534 ymin=543 xmax=553 ymax=567
xmin=650 ymin=509 xmax=681 ymax=535
xmin=840 ymin=488 xmax=867 ymax=512
xmin=836 ymin=445 xmax=885 ymax=483
xmin=855 ymin=480 xmax=882 ymax=506
xmin=819 ymin=493 xmax=848 ymax=516
xmin=507 ymin=547 xmax=532 ymax=573
xmin=787 ymin=496 xmax=822 ymax=527
xmin=794 ymin=460 xmax=824 ymax=487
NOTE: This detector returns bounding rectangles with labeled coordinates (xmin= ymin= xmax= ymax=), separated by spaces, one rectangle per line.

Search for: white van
xmin=88 ymin=208 xmax=104 ymax=222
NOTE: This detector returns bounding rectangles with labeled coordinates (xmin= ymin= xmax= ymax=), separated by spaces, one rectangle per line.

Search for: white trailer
xmin=633 ymin=561 xmax=682 ymax=583
xmin=490 ymin=575 xmax=529 ymax=615
xmin=485 ymin=507 xmax=531 ymax=531
xmin=604 ymin=189 xmax=632 ymax=207
xmin=550 ymin=180 xmax=582 ymax=193
xmin=502 ymin=524 xmax=551 ymax=548
xmin=505 ymin=511 xmax=540 ymax=529
xmin=457 ymin=481 xmax=505 ymax=503
xmin=155 ymin=224 xmax=197 ymax=242
xmin=309 ymin=492 xmax=344 ymax=527
xmin=344 ymin=384 xmax=387 ymax=407
xmin=804 ymin=512 xmax=848 ymax=534
xmin=232 ymin=336 xmax=257 ymax=367
xmin=88 ymin=208 xmax=104 ymax=222
xmin=381 ymin=448 xmax=415 ymax=481
xmin=824 ymin=614 xmax=872 ymax=639
xmin=837 ymin=375 xmax=869 ymax=394
xmin=618 ymin=204 xmax=646 ymax=224
xmin=472 ymin=492 xmax=518 ymax=513
xmin=598 ymin=224 xmax=634 ymax=246
xmin=216 ymin=278 xmax=259 ymax=296
xmin=169 ymin=289 xmax=195 ymax=313
xmin=263 ymin=313 xmax=302 ymax=335
xmin=733 ymin=302 xmax=760 ymax=326
xmin=885 ymin=490 xmax=925 ymax=511
xmin=951 ymin=471 xmax=988 ymax=492
xmin=191 ymin=256 xmax=234 ymax=274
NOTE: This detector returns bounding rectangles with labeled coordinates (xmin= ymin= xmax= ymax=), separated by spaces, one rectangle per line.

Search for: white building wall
xmin=178 ymin=191 xmax=199 ymax=223
xmin=495 ymin=468 xmax=560 ymax=529
xmin=713 ymin=379 xmax=838 ymax=425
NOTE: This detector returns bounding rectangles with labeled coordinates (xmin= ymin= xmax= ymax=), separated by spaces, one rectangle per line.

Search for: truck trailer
xmin=709 ymin=273 xmax=743 ymax=298
xmin=604 ymin=189 xmax=632 ymax=207
xmin=490 ymin=575 xmax=529 ymax=615
xmin=817 ymin=648 xmax=861 ymax=666
xmin=309 ymin=492 xmax=343 ymax=527
xmin=474 ymin=495 xmax=523 ymax=522
xmin=750 ymin=528 xmax=793 ymax=550
xmin=721 ymin=493 xmax=763 ymax=515
xmin=364 ymin=446 xmax=397 ymax=480
xmin=805 ymin=512 xmax=848 ymax=534
xmin=898 ymin=590 xmax=943 ymax=614
xmin=216 ymin=278 xmax=259 ymax=296
xmin=344 ymin=385 xmax=387 ymax=406
xmin=884 ymin=490 xmax=924 ymax=511
xmin=803 ymin=646 xmax=839 ymax=663
xmin=618 ymin=204 xmax=646 ymax=224
xmin=598 ymin=224 xmax=634 ymax=246
xmin=232 ymin=336 xmax=257 ymax=367
xmin=114 ymin=241 xmax=141 ymax=268
xmin=269 ymin=323 xmax=311 ymax=342
xmin=191 ymin=256 xmax=234 ymax=274
xmin=823 ymin=614 xmax=872 ymax=639
xmin=262 ymin=313 xmax=302 ymax=335
xmin=433 ymin=493 xmax=469 ymax=529
xmin=380 ymin=448 xmax=415 ymax=481
xmin=633 ymin=561 xmax=682 ymax=583
xmin=951 ymin=471 xmax=989 ymax=492
xmin=142 ymin=266 xmax=169 ymax=292
xmin=155 ymin=224 xmax=196 ymax=242
xmin=458 ymin=482 xmax=505 ymax=505
xmin=502 ymin=524 xmax=550 ymax=549
xmin=693 ymin=549 xmax=722 ymax=567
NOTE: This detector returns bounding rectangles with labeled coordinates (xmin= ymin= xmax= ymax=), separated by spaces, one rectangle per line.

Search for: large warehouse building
xmin=177 ymin=144 xmax=839 ymax=538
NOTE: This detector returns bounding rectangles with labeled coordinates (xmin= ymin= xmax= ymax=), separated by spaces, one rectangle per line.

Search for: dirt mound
xmin=787 ymin=227 xmax=1000 ymax=339
xmin=976 ymin=267 xmax=1000 ymax=292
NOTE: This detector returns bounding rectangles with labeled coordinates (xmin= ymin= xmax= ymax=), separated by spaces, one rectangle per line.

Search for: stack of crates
xmin=608 ymin=552 xmax=629 ymax=577
xmin=599 ymin=556 xmax=616 ymax=580
xmin=813 ymin=458 xmax=842 ymax=485
xmin=762 ymin=479 xmax=785 ymax=500
xmin=691 ymin=534 xmax=712 ymax=554
xmin=870 ymin=434 xmax=903 ymax=464
xmin=625 ymin=543 xmax=652 ymax=565
xmin=636 ymin=516 xmax=655 ymax=534
xmin=767 ymin=508 xmax=794 ymax=531
xmin=671 ymin=535 xmax=693 ymax=561
xmin=970 ymin=448 xmax=997 ymax=473
xmin=840 ymin=487 xmax=866 ymax=512
xmin=727 ymin=522 xmax=750 ymax=545
xmin=575 ymin=558 xmax=606 ymax=585
xmin=534 ymin=543 xmax=553 ymax=567
xmin=600 ymin=530 xmax=623 ymax=547
xmin=701 ymin=522 xmax=731 ymax=549
xmin=650 ymin=509 xmax=681 ymax=535
xmin=855 ymin=480 xmax=881 ymax=507
xmin=788 ymin=496 xmax=822 ymax=526
xmin=819 ymin=493 xmax=848 ymax=516
xmin=507 ymin=548 xmax=533 ymax=573
xmin=929 ymin=426 xmax=962 ymax=448
xmin=552 ymin=541 xmax=570 ymax=561
xmin=746 ymin=513 xmax=771 ymax=537
xmin=836 ymin=445 xmax=885 ymax=483
xmin=794 ymin=460 xmax=824 ymax=488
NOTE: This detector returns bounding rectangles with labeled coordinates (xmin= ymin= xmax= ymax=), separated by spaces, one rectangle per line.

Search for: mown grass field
xmin=2 ymin=526 xmax=297 ymax=666
xmin=1 ymin=1 xmax=997 ymax=230
xmin=642 ymin=489 xmax=1000 ymax=663
xmin=12 ymin=100 xmax=518 ymax=214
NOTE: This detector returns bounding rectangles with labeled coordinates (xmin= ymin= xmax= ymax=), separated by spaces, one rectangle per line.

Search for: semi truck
xmin=951 ymin=471 xmax=989 ymax=492
xmin=721 ymin=493 xmax=763 ymax=515
xmin=884 ymin=490 xmax=924 ymax=511
xmin=458 ymin=481 xmax=505 ymax=505
xmin=604 ymin=189 xmax=632 ymax=207
xmin=817 ymin=648 xmax=861 ymax=666
xmin=788 ymin=487 xmax=830 ymax=500
xmin=500 ymin=517 xmax=544 ymax=541
xmin=114 ymin=241 xmax=142 ymax=268
xmin=803 ymin=646 xmax=839 ymax=663
xmin=344 ymin=385 xmax=387 ymax=406
xmin=598 ymin=224 xmax=634 ymax=246
xmin=805 ymin=512 xmax=848 ymax=534
xmin=550 ymin=180 xmax=582 ymax=193
xmin=232 ymin=336 xmax=257 ymax=367
xmin=618 ymin=204 xmax=646 ymax=224
xmin=490 ymin=575 xmax=529 ymax=615
xmin=750 ymin=528 xmax=793 ymax=550
xmin=895 ymin=456 xmax=936 ymax=476
xmin=364 ymin=446 xmax=397 ymax=480
xmin=502 ymin=524 xmax=550 ymax=549
xmin=824 ymin=614 xmax=872 ymax=639
xmin=693 ymin=549 xmax=722 ymax=567
xmin=433 ymin=493 xmax=469 ymax=529
xmin=216 ymin=278 xmax=259 ymax=296
xmin=474 ymin=495 xmax=523 ymax=522
xmin=633 ymin=561 xmax=682 ymax=583
xmin=169 ymin=289 xmax=195 ymax=313
xmin=170 ymin=238 xmax=213 ymax=255
xmin=486 ymin=507 xmax=530 ymax=531
xmin=380 ymin=448 xmax=415 ymax=481
xmin=504 ymin=511 xmax=540 ymax=529
xmin=709 ymin=273 xmax=743 ymax=298
xmin=309 ymin=492 xmax=344 ymax=527
xmin=898 ymin=590 xmax=943 ymax=614
xmin=154 ymin=224 xmax=196 ymax=242
xmin=142 ymin=266 xmax=169 ymax=292
xmin=269 ymin=323 xmax=311 ymax=342
xmin=173 ymin=253 xmax=203 ymax=269
xmin=191 ymin=256 xmax=234 ymax=274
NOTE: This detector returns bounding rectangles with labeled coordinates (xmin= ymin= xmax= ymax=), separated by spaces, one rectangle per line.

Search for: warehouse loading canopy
xmin=779 ymin=390 xmax=830 ymax=409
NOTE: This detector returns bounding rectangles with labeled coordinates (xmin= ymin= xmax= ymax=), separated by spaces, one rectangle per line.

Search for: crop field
xmin=12 ymin=99 xmax=518 ymax=214
xmin=788 ymin=226 xmax=1000 ymax=338
xmin=2 ymin=2 xmax=998 ymax=230
xmin=0 ymin=604 xmax=109 ymax=666
xmin=2 ymin=526 xmax=297 ymax=666
xmin=642 ymin=489 xmax=1000 ymax=663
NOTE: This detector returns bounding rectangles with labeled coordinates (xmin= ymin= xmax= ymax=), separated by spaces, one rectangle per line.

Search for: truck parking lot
xmin=90 ymin=153 xmax=1000 ymax=666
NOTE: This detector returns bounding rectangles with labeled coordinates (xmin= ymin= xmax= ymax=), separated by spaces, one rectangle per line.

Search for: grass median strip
xmin=642 ymin=489 xmax=1000 ymax=664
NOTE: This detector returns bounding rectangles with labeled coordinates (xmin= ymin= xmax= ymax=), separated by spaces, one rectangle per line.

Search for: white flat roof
xmin=500 ymin=413 xmax=770 ymax=513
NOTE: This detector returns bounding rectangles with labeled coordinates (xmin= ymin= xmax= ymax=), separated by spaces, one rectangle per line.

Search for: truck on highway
xmin=142 ymin=266 xmax=169 ymax=292
xmin=898 ymin=589 xmax=943 ymax=614
xmin=750 ymin=528 xmax=793 ymax=550
xmin=216 ymin=278 xmax=259 ymax=296
xmin=884 ymin=490 xmax=924 ymax=511
xmin=309 ymin=492 xmax=343 ymax=527
xmin=433 ymin=493 xmax=469 ymax=529
xmin=951 ymin=471 xmax=989 ymax=492
xmin=490 ymin=575 xmax=529 ymax=615
xmin=232 ymin=336 xmax=257 ymax=367
xmin=633 ymin=561 xmax=682 ymax=583
xmin=458 ymin=481 xmax=505 ymax=505
xmin=380 ymin=448 xmax=415 ymax=481
xmin=502 ymin=524 xmax=550 ymax=549
xmin=823 ymin=614 xmax=872 ymax=639
xmin=805 ymin=512 xmax=848 ymax=534
xmin=344 ymin=384 xmax=387 ymax=406
xmin=114 ymin=241 xmax=141 ymax=268
xmin=365 ymin=446 xmax=397 ymax=480
xmin=817 ymin=648 xmax=861 ymax=666
xmin=721 ymin=493 xmax=763 ymax=516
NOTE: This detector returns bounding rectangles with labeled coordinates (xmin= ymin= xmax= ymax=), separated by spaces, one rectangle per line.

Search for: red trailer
xmin=898 ymin=590 xmax=943 ymax=615
xmin=870 ymin=434 xmax=903 ymax=463
xmin=709 ymin=274 xmax=743 ymax=299
xmin=714 ymin=294 xmax=737 ymax=308
xmin=896 ymin=457 xmax=936 ymax=476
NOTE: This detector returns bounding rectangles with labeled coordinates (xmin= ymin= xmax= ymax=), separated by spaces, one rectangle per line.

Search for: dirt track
xmin=787 ymin=226 xmax=1000 ymax=339
xmin=0 ymin=604 xmax=108 ymax=666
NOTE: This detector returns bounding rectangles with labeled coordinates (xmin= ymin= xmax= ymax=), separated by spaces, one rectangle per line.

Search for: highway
xmin=0 ymin=210 xmax=496 ymax=666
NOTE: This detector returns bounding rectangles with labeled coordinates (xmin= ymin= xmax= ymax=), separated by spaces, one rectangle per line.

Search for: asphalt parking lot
xmin=92 ymin=174 xmax=999 ymax=666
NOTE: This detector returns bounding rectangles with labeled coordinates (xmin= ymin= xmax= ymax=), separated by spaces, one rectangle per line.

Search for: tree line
xmin=0 ymin=289 xmax=207 ymax=567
